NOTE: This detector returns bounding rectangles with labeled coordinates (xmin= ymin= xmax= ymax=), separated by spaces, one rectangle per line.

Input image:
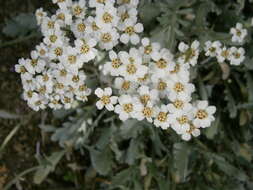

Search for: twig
xmin=3 ymin=166 xmax=41 ymax=190
xmin=0 ymin=124 xmax=22 ymax=157
xmin=0 ymin=33 xmax=39 ymax=48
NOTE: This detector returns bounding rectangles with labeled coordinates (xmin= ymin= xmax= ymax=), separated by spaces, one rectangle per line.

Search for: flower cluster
xmin=204 ymin=41 xmax=245 ymax=65
xmin=15 ymin=0 xmax=143 ymax=111
xmin=96 ymin=38 xmax=216 ymax=141
xmin=16 ymin=0 xmax=220 ymax=141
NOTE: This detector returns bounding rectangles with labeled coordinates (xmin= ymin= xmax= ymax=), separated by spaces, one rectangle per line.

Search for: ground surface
xmin=0 ymin=0 xmax=58 ymax=189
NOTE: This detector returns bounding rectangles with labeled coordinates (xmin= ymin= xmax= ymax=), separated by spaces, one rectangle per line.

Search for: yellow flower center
xmin=112 ymin=59 xmax=122 ymax=68
xmin=77 ymin=23 xmax=86 ymax=32
xmin=142 ymin=107 xmax=153 ymax=117
xmin=60 ymin=69 xmax=67 ymax=77
xmin=43 ymin=74 xmax=49 ymax=82
xmin=101 ymin=33 xmax=112 ymax=43
xmin=81 ymin=44 xmax=90 ymax=54
xmin=68 ymin=55 xmax=77 ymax=64
xmin=140 ymin=95 xmax=150 ymax=105
xmin=196 ymin=110 xmax=208 ymax=119
xmin=125 ymin=26 xmax=135 ymax=35
xmin=122 ymin=81 xmax=130 ymax=90
xmin=92 ymin=22 xmax=100 ymax=31
xmin=47 ymin=21 xmax=55 ymax=29
xmin=170 ymin=64 xmax=180 ymax=74
xmin=101 ymin=95 xmax=111 ymax=104
xmin=73 ymin=6 xmax=83 ymax=16
xmin=157 ymin=81 xmax=167 ymax=91
xmin=157 ymin=112 xmax=167 ymax=122
xmin=173 ymin=100 xmax=184 ymax=109
xmin=177 ymin=115 xmax=188 ymax=125
xmin=155 ymin=59 xmax=167 ymax=69
xmin=49 ymin=35 xmax=57 ymax=43
xmin=144 ymin=45 xmax=152 ymax=54
xmin=79 ymin=84 xmax=87 ymax=91
xmin=123 ymin=103 xmax=133 ymax=113
xmin=57 ymin=13 xmax=65 ymax=20
xmin=72 ymin=75 xmax=80 ymax=83
xmin=30 ymin=59 xmax=37 ymax=67
xmin=126 ymin=64 xmax=137 ymax=74
xmin=54 ymin=47 xmax=63 ymax=56
xmin=121 ymin=12 xmax=129 ymax=21
xmin=173 ymin=82 xmax=184 ymax=93
xmin=103 ymin=12 xmax=113 ymax=23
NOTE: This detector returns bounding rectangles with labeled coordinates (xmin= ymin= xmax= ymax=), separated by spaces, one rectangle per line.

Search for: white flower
xmin=21 ymin=73 xmax=36 ymax=91
xmin=48 ymin=46 xmax=65 ymax=60
xmin=48 ymin=94 xmax=62 ymax=110
xmin=95 ymin=87 xmax=118 ymax=111
xmin=35 ymin=8 xmax=47 ymax=25
xmin=114 ymin=77 xmax=138 ymax=94
xmin=135 ymin=102 xmax=155 ymax=122
xmin=114 ymin=95 xmax=143 ymax=121
xmin=120 ymin=20 xmax=143 ymax=45
xmin=230 ymin=23 xmax=247 ymax=43
xmin=35 ymin=43 xmax=48 ymax=58
xmin=55 ymin=8 xmax=73 ymax=26
xmin=151 ymin=48 xmax=175 ymax=78
xmin=181 ymin=124 xmax=200 ymax=141
xmin=117 ymin=5 xmax=137 ymax=29
xmin=52 ymin=0 xmax=72 ymax=9
xmin=97 ymin=27 xmax=120 ymax=50
xmin=137 ymin=85 xmax=158 ymax=105
xmin=204 ymin=41 xmax=222 ymax=57
xmin=151 ymin=77 xmax=170 ymax=98
xmin=153 ymin=105 xmax=171 ymax=130
xmin=229 ymin=47 xmax=245 ymax=66
xmin=171 ymin=110 xmax=194 ymax=135
xmin=103 ymin=50 xmax=123 ymax=76
xmin=43 ymin=30 xmax=64 ymax=47
xmin=216 ymin=46 xmax=231 ymax=63
xmin=60 ymin=92 xmax=74 ymax=109
xmin=167 ymin=75 xmax=195 ymax=101
xmin=139 ymin=37 xmax=161 ymax=61
xmin=59 ymin=46 xmax=83 ymax=74
xmin=15 ymin=58 xmax=28 ymax=75
xmin=95 ymin=3 xmax=119 ymax=28
xmin=75 ymin=38 xmax=98 ymax=62
xmin=41 ymin=17 xmax=61 ymax=33
xmin=117 ymin=0 xmax=139 ymax=7
xmin=71 ymin=0 xmax=86 ymax=18
xmin=24 ymin=51 xmax=46 ymax=74
xmin=192 ymin=101 xmax=216 ymax=128
xmin=167 ymin=95 xmax=192 ymax=116
xmin=178 ymin=40 xmax=200 ymax=66
xmin=71 ymin=19 xmax=92 ymax=38
xmin=89 ymin=0 xmax=115 ymax=8
xmin=119 ymin=48 xmax=148 ymax=81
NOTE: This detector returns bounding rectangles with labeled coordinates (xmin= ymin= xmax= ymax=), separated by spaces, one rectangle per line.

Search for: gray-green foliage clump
xmin=3 ymin=0 xmax=253 ymax=189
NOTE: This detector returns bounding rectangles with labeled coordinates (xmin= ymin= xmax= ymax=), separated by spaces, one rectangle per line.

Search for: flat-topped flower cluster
xmin=97 ymin=39 xmax=216 ymax=140
xmin=16 ymin=0 xmax=248 ymax=141
xmin=15 ymin=0 xmax=143 ymax=111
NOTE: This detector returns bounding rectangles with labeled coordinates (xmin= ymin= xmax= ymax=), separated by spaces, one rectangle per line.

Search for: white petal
xmin=182 ymin=133 xmax=191 ymax=141
xmin=96 ymin=101 xmax=104 ymax=110
xmin=105 ymin=104 xmax=114 ymax=111
xmin=95 ymin=88 xmax=104 ymax=98
xmin=120 ymin=34 xmax=130 ymax=44
xmin=104 ymin=87 xmax=112 ymax=96
xmin=134 ymin=23 xmax=143 ymax=33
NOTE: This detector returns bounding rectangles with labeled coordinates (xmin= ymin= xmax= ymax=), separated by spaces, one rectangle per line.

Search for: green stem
xmin=0 ymin=33 xmax=39 ymax=48
xmin=3 ymin=166 xmax=41 ymax=190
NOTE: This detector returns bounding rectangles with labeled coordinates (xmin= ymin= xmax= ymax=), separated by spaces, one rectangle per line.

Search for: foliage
xmin=1 ymin=0 xmax=253 ymax=189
